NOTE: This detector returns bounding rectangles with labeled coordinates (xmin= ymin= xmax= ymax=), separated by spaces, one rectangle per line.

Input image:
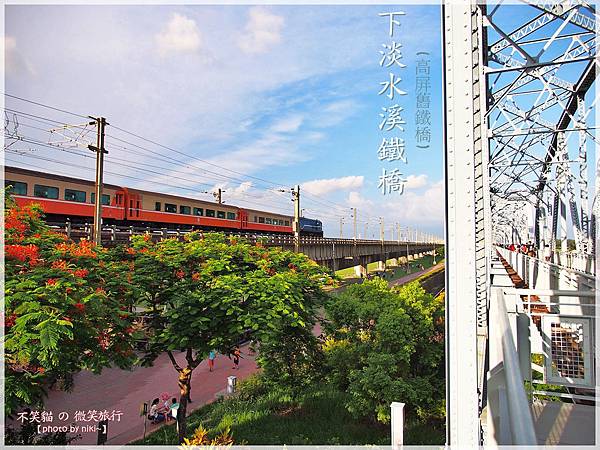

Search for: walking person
xmin=208 ymin=350 xmax=216 ymax=372
xmin=232 ymin=346 xmax=241 ymax=370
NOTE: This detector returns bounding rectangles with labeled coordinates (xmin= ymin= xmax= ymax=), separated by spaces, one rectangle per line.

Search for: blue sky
xmin=5 ymin=3 xmax=444 ymax=239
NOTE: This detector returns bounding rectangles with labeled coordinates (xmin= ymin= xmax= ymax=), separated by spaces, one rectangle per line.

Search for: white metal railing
xmin=497 ymin=247 xmax=596 ymax=292
xmin=498 ymin=246 xmax=595 ymax=276
xmin=488 ymin=273 xmax=596 ymax=445
xmin=488 ymin=286 xmax=538 ymax=445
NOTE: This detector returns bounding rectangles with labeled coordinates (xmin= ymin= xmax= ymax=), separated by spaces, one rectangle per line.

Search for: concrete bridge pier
xmin=354 ymin=264 xmax=367 ymax=278
xmin=377 ymin=260 xmax=386 ymax=271
xmin=352 ymin=255 xmax=368 ymax=278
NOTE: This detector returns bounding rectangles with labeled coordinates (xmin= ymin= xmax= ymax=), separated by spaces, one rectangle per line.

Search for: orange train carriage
xmin=4 ymin=166 xmax=316 ymax=235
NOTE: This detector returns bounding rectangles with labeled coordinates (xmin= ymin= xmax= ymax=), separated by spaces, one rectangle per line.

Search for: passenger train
xmin=4 ymin=166 xmax=324 ymax=237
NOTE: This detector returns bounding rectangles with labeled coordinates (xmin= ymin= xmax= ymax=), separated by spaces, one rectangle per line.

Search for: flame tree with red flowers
xmin=4 ymin=194 xmax=138 ymax=417
xmin=123 ymin=232 xmax=333 ymax=443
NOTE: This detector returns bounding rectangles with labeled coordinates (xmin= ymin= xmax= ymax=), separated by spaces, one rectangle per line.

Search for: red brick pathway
xmin=41 ymin=349 xmax=257 ymax=445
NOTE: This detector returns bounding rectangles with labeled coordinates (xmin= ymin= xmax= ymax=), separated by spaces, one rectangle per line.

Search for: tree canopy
xmin=126 ymin=232 xmax=333 ymax=441
xmin=4 ymin=195 xmax=137 ymax=416
xmin=323 ymin=278 xmax=444 ymax=423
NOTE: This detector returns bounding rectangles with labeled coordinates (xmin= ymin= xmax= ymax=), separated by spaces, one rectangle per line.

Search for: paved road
xmin=41 ymin=349 xmax=257 ymax=445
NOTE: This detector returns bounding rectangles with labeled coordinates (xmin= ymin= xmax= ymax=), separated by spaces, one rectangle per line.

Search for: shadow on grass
xmin=132 ymin=382 xmax=444 ymax=446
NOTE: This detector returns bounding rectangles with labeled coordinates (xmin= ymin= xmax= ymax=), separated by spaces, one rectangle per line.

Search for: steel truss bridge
xmin=443 ymin=1 xmax=597 ymax=446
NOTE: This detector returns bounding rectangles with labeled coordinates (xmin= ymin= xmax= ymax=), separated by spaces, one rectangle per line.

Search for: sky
xmin=4 ymin=3 xmax=444 ymax=239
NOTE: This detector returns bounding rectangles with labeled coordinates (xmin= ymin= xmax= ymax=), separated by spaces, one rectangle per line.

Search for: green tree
xmin=127 ymin=232 xmax=331 ymax=442
xmin=323 ymin=279 xmax=444 ymax=423
xmin=4 ymin=195 xmax=137 ymax=416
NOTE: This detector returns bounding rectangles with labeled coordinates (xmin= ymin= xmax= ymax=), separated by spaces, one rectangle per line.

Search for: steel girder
xmin=484 ymin=1 xmax=597 ymax=256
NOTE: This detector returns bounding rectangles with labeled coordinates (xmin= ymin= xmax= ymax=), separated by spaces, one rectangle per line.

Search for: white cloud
xmin=238 ymin=7 xmax=284 ymax=54
xmin=156 ymin=13 xmax=202 ymax=56
xmin=405 ymin=174 xmax=428 ymax=190
xmin=270 ymin=114 xmax=303 ymax=133
xmin=203 ymin=133 xmax=310 ymax=174
xmin=5 ymin=36 xmax=35 ymax=75
xmin=312 ymin=99 xmax=360 ymax=128
xmin=302 ymin=175 xmax=364 ymax=196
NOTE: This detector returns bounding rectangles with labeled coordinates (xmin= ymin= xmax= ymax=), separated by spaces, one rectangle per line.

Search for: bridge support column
xmin=377 ymin=260 xmax=386 ymax=271
xmin=354 ymin=264 xmax=367 ymax=278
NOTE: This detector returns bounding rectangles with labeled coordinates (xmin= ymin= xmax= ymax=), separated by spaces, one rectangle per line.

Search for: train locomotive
xmin=4 ymin=166 xmax=324 ymax=237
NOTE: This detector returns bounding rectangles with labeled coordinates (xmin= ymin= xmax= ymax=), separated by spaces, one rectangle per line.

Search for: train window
xmin=5 ymin=180 xmax=27 ymax=195
xmin=285 ymin=220 xmax=290 ymax=226
xmin=254 ymin=216 xmax=257 ymax=222
xmin=34 ymin=184 xmax=59 ymax=199
xmin=265 ymin=218 xmax=272 ymax=224
xmin=258 ymin=217 xmax=265 ymax=223
xmin=226 ymin=212 xmax=236 ymax=220
xmin=91 ymin=193 xmax=111 ymax=205
xmin=193 ymin=207 xmax=203 ymax=216
xmin=65 ymin=189 xmax=86 ymax=203
xmin=155 ymin=202 xmax=161 ymax=211
xmin=180 ymin=205 xmax=191 ymax=215
xmin=217 ymin=211 xmax=225 ymax=219
xmin=206 ymin=209 xmax=215 ymax=217
xmin=165 ymin=203 xmax=177 ymax=213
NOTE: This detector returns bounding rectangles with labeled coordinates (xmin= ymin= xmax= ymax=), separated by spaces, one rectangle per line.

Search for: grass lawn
xmin=131 ymin=382 xmax=391 ymax=445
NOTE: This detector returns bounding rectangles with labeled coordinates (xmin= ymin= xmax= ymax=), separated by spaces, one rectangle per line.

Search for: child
xmin=232 ymin=347 xmax=241 ymax=370
xmin=169 ymin=397 xmax=179 ymax=421
xmin=208 ymin=350 xmax=216 ymax=372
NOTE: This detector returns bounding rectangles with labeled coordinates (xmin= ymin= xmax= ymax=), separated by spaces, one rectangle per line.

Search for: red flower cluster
xmin=5 ymin=244 xmax=39 ymax=265
xmin=55 ymin=240 xmax=98 ymax=258
xmin=95 ymin=287 xmax=106 ymax=295
xmin=5 ymin=313 xmax=18 ymax=328
xmin=5 ymin=204 xmax=40 ymax=240
xmin=51 ymin=260 xmax=69 ymax=270
xmin=46 ymin=278 xmax=58 ymax=286
xmin=74 ymin=303 xmax=85 ymax=313
xmin=96 ymin=331 xmax=111 ymax=350
xmin=191 ymin=272 xmax=201 ymax=281
xmin=73 ymin=268 xmax=89 ymax=278
xmin=175 ymin=270 xmax=185 ymax=279
xmin=5 ymin=213 xmax=27 ymax=235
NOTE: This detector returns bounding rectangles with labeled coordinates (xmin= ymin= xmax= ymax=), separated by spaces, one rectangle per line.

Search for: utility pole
xmin=292 ymin=185 xmax=300 ymax=253
xmin=396 ymin=222 xmax=400 ymax=244
xmin=340 ymin=217 xmax=345 ymax=238
xmin=364 ymin=222 xmax=369 ymax=240
xmin=352 ymin=208 xmax=357 ymax=241
xmin=405 ymin=226 xmax=410 ymax=274
xmin=89 ymin=116 xmax=107 ymax=245
xmin=213 ymin=188 xmax=223 ymax=204
xmin=379 ymin=216 xmax=384 ymax=243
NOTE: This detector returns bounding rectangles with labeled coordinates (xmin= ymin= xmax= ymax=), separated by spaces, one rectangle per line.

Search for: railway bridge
xmin=443 ymin=1 xmax=598 ymax=447
xmin=54 ymin=223 xmax=439 ymax=273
